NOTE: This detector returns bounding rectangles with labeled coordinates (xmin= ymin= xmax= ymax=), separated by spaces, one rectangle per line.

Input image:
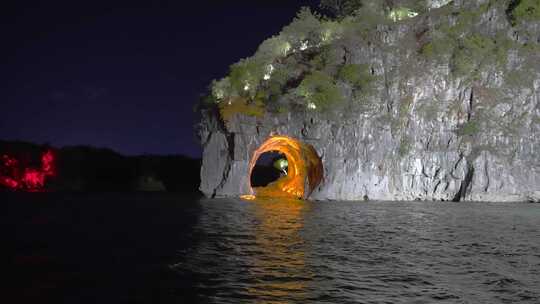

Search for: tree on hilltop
xmin=319 ymin=0 xmax=364 ymax=18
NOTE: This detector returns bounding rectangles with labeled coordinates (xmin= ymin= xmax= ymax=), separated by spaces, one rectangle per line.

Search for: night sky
xmin=1 ymin=0 xmax=320 ymax=157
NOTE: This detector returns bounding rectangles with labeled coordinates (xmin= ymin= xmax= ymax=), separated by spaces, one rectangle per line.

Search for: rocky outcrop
xmin=198 ymin=0 xmax=540 ymax=202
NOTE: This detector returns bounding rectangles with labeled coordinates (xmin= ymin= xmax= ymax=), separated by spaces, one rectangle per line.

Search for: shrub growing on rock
xmin=508 ymin=0 xmax=540 ymax=24
xmin=456 ymin=121 xmax=480 ymax=136
xmin=337 ymin=63 xmax=376 ymax=90
xmin=451 ymin=34 xmax=505 ymax=77
xmin=229 ymin=58 xmax=266 ymax=98
xmin=280 ymin=8 xmax=323 ymax=50
xmin=218 ymin=97 xmax=265 ymax=123
xmin=296 ymin=71 xmax=343 ymax=111
xmin=319 ymin=0 xmax=363 ymax=19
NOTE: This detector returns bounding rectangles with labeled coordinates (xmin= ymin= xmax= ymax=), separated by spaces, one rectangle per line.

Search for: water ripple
xmin=171 ymin=199 xmax=540 ymax=303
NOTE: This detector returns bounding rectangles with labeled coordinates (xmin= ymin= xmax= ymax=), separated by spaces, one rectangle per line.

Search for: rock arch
xmin=246 ymin=135 xmax=323 ymax=199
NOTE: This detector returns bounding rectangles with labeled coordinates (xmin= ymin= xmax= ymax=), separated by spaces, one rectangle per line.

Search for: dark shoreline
xmin=1 ymin=140 xmax=201 ymax=193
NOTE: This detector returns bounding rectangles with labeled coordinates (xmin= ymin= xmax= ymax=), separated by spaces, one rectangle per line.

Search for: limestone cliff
xmin=198 ymin=0 xmax=540 ymax=202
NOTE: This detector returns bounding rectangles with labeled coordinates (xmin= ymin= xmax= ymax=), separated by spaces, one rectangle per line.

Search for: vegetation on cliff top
xmin=202 ymin=2 xmax=388 ymax=122
xmin=201 ymin=0 xmax=539 ymax=124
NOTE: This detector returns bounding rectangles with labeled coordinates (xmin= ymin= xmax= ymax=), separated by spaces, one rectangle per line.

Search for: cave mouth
xmin=246 ymin=135 xmax=323 ymax=200
xmin=250 ymin=151 xmax=288 ymax=188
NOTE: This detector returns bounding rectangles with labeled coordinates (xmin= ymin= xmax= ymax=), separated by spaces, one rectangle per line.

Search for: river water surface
xmin=6 ymin=193 xmax=540 ymax=303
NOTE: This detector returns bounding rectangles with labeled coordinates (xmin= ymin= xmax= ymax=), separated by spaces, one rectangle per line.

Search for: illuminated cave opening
xmin=250 ymin=151 xmax=288 ymax=187
xmin=247 ymin=135 xmax=323 ymax=200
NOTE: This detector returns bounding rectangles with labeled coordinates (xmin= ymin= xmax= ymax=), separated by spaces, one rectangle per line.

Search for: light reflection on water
xmin=173 ymin=199 xmax=540 ymax=303
xmin=247 ymin=198 xmax=311 ymax=302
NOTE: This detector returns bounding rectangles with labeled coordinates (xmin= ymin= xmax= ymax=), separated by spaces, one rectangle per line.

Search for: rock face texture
xmin=198 ymin=0 xmax=540 ymax=202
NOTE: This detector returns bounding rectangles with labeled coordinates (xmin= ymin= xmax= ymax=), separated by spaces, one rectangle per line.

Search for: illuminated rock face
xmin=199 ymin=89 xmax=539 ymax=203
xmin=248 ymin=136 xmax=323 ymax=199
xmin=198 ymin=0 xmax=540 ymax=202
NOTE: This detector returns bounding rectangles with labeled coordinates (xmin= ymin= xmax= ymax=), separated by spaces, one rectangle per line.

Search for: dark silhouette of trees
xmin=0 ymin=140 xmax=201 ymax=194
xmin=319 ymin=0 xmax=364 ymax=18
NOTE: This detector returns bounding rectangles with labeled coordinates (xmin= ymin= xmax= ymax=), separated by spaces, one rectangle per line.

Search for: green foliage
xmin=422 ymin=4 xmax=493 ymax=64
xmin=319 ymin=0 xmax=363 ymax=19
xmin=310 ymin=52 xmax=326 ymax=70
xmin=209 ymin=8 xmax=329 ymax=105
xmin=452 ymin=47 xmax=476 ymax=76
xmin=493 ymin=33 xmax=519 ymax=66
xmin=296 ymin=71 xmax=343 ymax=111
xmin=229 ymin=57 xmax=265 ymax=98
xmin=388 ymin=7 xmax=419 ymax=22
xmin=281 ymin=8 xmax=345 ymax=49
xmin=463 ymin=34 xmax=496 ymax=55
xmin=508 ymin=0 xmax=540 ymax=24
xmin=437 ymin=3 xmax=490 ymax=39
xmin=419 ymin=42 xmax=434 ymax=57
xmin=218 ymin=97 xmax=265 ymax=123
xmin=451 ymin=11 xmax=479 ymax=36
xmin=422 ymin=27 xmax=521 ymax=80
xmin=519 ymin=41 xmax=540 ymax=56
xmin=504 ymin=68 xmax=536 ymax=88
xmin=318 ymin=0 xmax=389 ymax=39
xmin=421 ymin=6 xmax=491 ymax=62
xmin=350 ymin=1 xmax=388 ymax=28
xmin=338 ymin=63 xmax=362 ymax=84
xmin=207 ymin=3 xmax=385 ymax=111
xmin=281 ymin=8 xmax=322 ymax=48
xmin=451 ymin=34 xmax=502 ymax=77
xmin=320 ymin=20 xmax=344 ymax=42
xmin=419 ymin=38 xmax=455 ymax=59
xmin=337 ymin=64 xmax=375 ymax=90
xmin=205 ymin=0 xmax=537 ymax=121
xmin=256 ymin=36 xmax=292 ymax=62
xmin=456 ymin=121 xmax=480 ymax=136
xmin=211 ymin=77 xmax=231 ymax=101
xmin=312 ymin=46 xmax=343 ymax=71
xmin=256 ymin=64 xmax=298 ymax=105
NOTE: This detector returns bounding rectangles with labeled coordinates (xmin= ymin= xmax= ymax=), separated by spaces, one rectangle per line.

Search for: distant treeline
xmin=0 ymin=140 xmax=201 ymax=193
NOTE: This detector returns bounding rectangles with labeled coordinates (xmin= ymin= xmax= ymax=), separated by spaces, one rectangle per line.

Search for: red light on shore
xmin=22 ymin=169 xmax=46 ymax=189
xmin=1 ymin=176 xmax=19 ymax=189
xmin=41 ymin=150 xmax=55 ymax=176
xmin=0 ymin=150 xmax=56 ymax=191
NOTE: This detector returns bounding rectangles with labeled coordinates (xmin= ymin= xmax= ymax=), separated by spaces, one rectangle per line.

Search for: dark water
xmin=5 ymin=193 xmax=540 ymax=303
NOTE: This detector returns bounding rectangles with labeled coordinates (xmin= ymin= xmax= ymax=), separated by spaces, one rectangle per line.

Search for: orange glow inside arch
xmin=244 ymin=135 xmax=323 ymax=200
